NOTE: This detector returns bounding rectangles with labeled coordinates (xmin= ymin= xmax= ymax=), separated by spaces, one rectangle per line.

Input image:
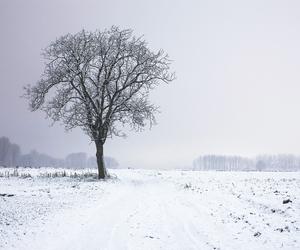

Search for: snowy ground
xmin=0 ymin=168 xmax=299 ymax=250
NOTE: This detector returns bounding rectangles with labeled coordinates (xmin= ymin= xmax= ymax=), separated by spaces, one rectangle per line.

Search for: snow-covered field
xmin=0 ymin=168 xmax=299 ymax=250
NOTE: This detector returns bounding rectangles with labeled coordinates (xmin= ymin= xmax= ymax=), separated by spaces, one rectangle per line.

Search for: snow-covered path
xmin=25 ymin=172 xmax=214 ymax=250
xmin=59 ymin=175 xmax=217 ymax=250
xmin=1 ymin=169 xmax=300 ymax=250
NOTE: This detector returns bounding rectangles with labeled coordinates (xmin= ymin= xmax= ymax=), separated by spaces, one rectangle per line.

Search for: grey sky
xmin=1 ymin=0 xmax=300 ymax=169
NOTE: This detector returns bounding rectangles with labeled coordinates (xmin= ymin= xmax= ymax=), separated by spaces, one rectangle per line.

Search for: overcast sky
xmin=1 ymin=0 xmax=300 ymax=169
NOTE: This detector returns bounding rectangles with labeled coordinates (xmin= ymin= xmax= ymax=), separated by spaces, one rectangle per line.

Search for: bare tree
xmin=24 ymin=27 xmax=175 ymax=178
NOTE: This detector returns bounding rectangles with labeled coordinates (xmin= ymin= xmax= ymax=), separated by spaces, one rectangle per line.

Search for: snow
xmin=0 ymin=168 xmax=299 ymax=250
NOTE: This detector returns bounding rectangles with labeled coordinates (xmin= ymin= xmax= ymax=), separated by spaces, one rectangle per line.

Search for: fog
xmin=1 ymin=0 xmax=300 ymax=169
xmin=0 ymin=136 xmax=118 ymax=169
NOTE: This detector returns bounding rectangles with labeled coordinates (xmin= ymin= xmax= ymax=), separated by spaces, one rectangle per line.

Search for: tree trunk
xmin=96 ymin=142 xmax=106 ymax=179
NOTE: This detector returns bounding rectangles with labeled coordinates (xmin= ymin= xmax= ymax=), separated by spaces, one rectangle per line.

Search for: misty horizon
xmin=2 ymin=135 xmax=300 ymax=172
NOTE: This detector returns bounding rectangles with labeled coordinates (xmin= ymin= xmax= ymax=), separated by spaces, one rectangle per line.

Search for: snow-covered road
xmin=1 ymin=169 xmax=300 ymax=250
xmin=54 ymin=174 xmax=220 ymax=250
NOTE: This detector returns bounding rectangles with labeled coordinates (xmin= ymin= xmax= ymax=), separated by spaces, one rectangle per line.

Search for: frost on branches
xmin=24 ymin=27 xmax=175 ymax=178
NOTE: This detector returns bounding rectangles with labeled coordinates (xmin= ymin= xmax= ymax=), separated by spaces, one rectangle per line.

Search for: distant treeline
xmin=193 ymin=154 xmax=300 ymax=171
xmin=0 ymin=136 xmax=118 ymax=169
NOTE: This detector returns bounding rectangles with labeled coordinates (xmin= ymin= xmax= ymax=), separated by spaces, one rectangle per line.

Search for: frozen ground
xmin=0 ymin=168 xmax=299 ymax=250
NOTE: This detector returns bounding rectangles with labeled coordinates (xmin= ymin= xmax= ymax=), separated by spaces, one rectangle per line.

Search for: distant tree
xmin=24 ymin=27 xmax=174 ymax=178
xmin=0 ymin=137 xmax=10 ymax=166
xmin=0 ymin=137 xmax=21 ymax=167
xmin=10 ymin=143 xmax=21 ymax=166
xmin=104 ymin=156 xmax=119 ymax=169
xmin=86 ymin=156 xmax=97 ymax=168
xmin=256 ymin=160 xmax=266 ymax=171
xmin=193 ymin=155 xmax=255 ymax=171
xmin=19 ymin=150 xmax=40 ymax=167
xmin=65 ymin=152 xmax=87 ymax=169
xmin=18 ymin=150 xmax=60 ymax=168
